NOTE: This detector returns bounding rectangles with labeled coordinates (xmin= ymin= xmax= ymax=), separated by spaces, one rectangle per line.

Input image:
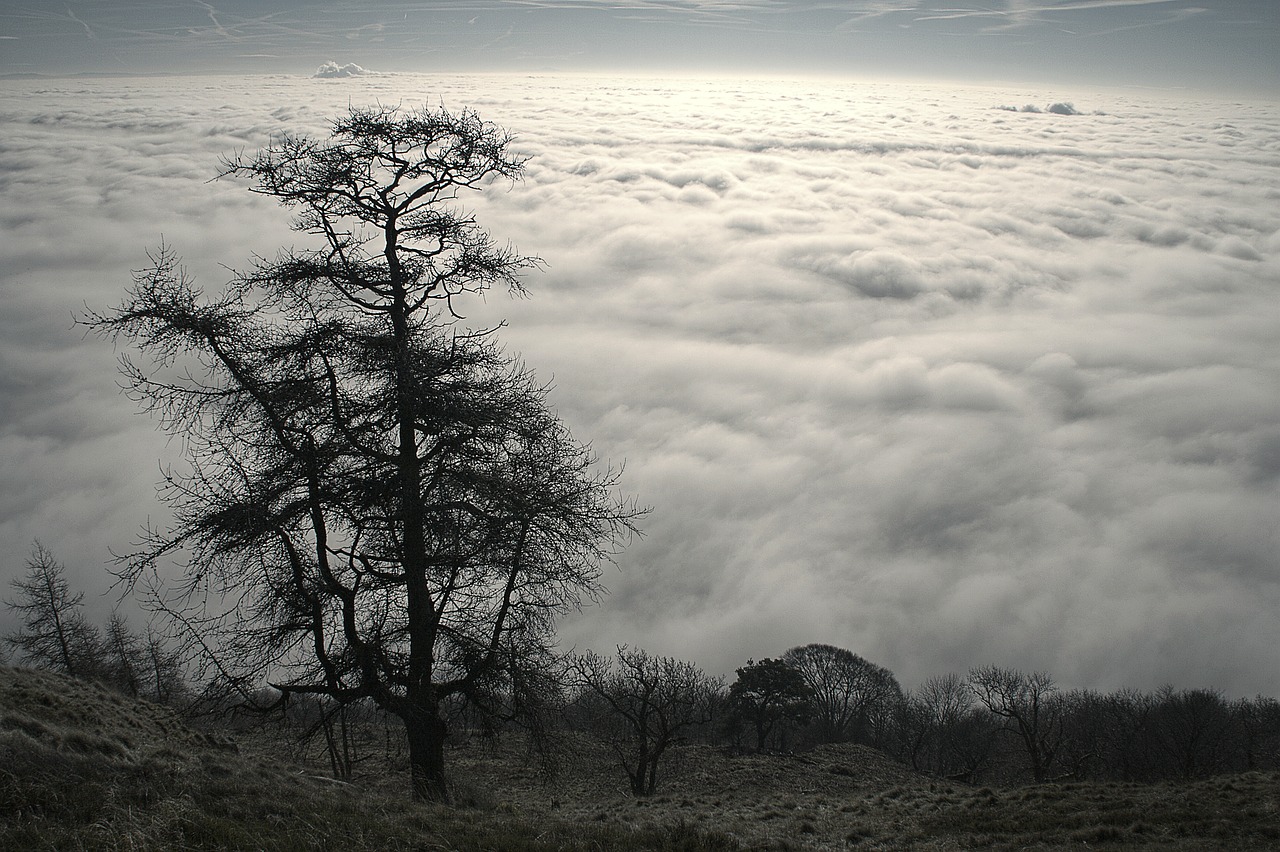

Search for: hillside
xmin=3 ymin=666 xmax=1279 ymax=850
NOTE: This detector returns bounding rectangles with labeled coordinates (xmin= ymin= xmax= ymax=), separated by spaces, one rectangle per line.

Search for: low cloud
xmin=313 ymin=61 xmax=373 ymax=78
xmin=0 ymin=75 xmax=1277 ymax=699
xmin=996 ymin=102 xmax=1083 ymax=115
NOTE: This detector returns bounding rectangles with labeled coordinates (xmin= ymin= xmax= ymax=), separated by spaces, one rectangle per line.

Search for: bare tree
xmin=898 ymin=672 xmax=996 ymax=781
xmin=1232 ymin=695 xmax=1280 ymax=772
xmin=968 ymin=665 xmax=1064 ymax=782
xmin=1054 ymin=688 xmax=1110 ymax=780
xmin=140 ymin=625 xmax=187 ymax=705
xmin=98 ymin=611 xmax=187 ymax=705
xmin=1149 ymin=685 xmax=1232 ymax=779
xmin=1101 ymin=687 xmax=1160 ymax=781
xmin=782 ymin=643 xmax=901 ymax=746
xmin=82 ymin=105 xmax=642 ymax=801
xmin=4 ymin=541 xmax=102 ymax=677
xmin=570 ymin=647 xmax=720 ymax=795
xmin=724 ymin=657 xmax=812 ymax=752
xmin=102 ymin=611 xmax=144 ymax=697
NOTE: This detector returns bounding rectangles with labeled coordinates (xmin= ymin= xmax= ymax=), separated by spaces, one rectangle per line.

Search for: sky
xmin=0 ymin=5 xmax=1278 ymax=699
xmin=0 ymin=1 xmax=1278 ymax=94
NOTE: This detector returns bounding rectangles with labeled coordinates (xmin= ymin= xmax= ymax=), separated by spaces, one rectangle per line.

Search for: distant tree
xmin=898 ymin=672 xmax=995 ymax=781
xmin=98 ymin=611 xmax=187 ymax=705
xmin=1149 ymin=686 xmax=1233 ymax=779
xmin=1231 ymin=695 xmax=1280 ymax=772
xmin=82 ymin=104 xmax=642 ymax=802
xmin=570 ymin=646 xmax=720 ymax=795
xmin=782 ymin=643 xmax=901 ymax=746
xmin=277 ymin=692 xmax=364 ymax=780
xmin=102 ymin=611 xmax=144 ymax=697
xmin=4 ymin=541 xmax=102 ymax=677
xmin=1096 ymin=687 xmax=1161 ymax=781
xmin=968 ymin=666 xmax=1064 ymax=782
xmin=1054 ymin=689 xmax=1112 ymax=780
xmin=139 ymin=625 xmax=187 ymax=705
xmin=724 ymin=657 xmax=812 ymax=751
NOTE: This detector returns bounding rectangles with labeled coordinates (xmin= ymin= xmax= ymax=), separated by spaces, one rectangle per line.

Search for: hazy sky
xmin=1 ymin=70 xmax=1277 ymax=696
xmin=1 ymin=1 xmax=1278 ymax=93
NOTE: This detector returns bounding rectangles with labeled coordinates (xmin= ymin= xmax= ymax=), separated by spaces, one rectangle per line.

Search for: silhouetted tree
xmin=139 ymin=625 xmax=187 ymax=705
xmin=4 ymin=541 xmax=102 ymax=677
xmin=968 ymin=666 xmax=1064 ymax=782
xmin=1054 ymin=688 xmax=1111 ymax=780
xmin=1099 ymin=687 xmax=1160 ymax=781
xmin=82 ymin=104 xmax=642 ymax=802
xmin=1149 ymin=686 xmax=1232 ymax=779
xmin=725 ymin=657 xmax=812 ymax=751
xmin=570 ymin=646 xmax=720 ymax=795
xmin=1232 ymin=695 xmax=1280 ymax=772
xmin=98 ymin=611 xmax=187 ymax=704
xmin=783 ymin=643 xmax=901 ymax=746
xmin=102 ymin=611 xmax=144 ymax=697
xmin=897 ymin=672 xmax=997 ymax=781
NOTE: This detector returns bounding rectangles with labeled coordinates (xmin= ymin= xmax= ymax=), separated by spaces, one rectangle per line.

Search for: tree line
xmin=558 ymin=644 xmax=1280 ymax=793
xmin=8 ymin=551 xmax=1278 ymax=796
xmin=3 ymin=541 xmax=185 ymax=705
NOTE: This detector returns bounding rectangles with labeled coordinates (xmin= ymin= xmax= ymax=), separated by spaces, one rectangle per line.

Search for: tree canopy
xmin=725 ymin=657 xmax=812 ymax=751
xmin=570 ymin=646 xmax=720 ymax=795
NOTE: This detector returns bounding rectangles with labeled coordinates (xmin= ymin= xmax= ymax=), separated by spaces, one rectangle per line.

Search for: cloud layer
xmin=1 ymin=73 xmax=1277 ymax=696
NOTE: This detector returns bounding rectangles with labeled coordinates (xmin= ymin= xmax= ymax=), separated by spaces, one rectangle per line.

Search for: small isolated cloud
xmin=313 ymin=61 xmax=372 ymax=78
xmin=996 ymin=102 xmax=1081 ymax=115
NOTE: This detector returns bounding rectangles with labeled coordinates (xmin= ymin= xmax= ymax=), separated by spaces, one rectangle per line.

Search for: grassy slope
xmin=0 ymin=667 xmax=734 ymax=851
xmin=2 ymin=666 xmax=1278 ymax=850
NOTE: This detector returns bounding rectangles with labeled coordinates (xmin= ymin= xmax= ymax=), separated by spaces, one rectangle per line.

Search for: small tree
xmin=724 ymin=657 xmax=812 ymax=751
xmin=98 ymin=612 xmax=187 ymax=704
xmin=570 ymin=646 xmax=720 ymax=795
xmin=102 ymin=611 xmax=144 ymax=697
xmin=82 ymin=104 xmax=643 ymax=801
xmin=4 ymin=541 xmax=102 ymax=677
xmin=968 ymin=665 xmax=1064 ymax=782
xmin=1053 ymin=689 xmax=1115 ymax=780
xmin=1232 ymin=695 xmax=1280 ymax=772
xmin=898 ymin=673 xmax=996 ymax=781
xmin=1149 ymin=686 xmax=1232 ymax=779
xmin=139 ymin=625 xmax=187 ymax=705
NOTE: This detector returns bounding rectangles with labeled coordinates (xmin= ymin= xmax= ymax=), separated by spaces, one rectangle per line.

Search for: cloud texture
xmin=1 ymin=73 xmax=1277 ymax=696
xmin=313 ymin=61 xmax=374 ymax=78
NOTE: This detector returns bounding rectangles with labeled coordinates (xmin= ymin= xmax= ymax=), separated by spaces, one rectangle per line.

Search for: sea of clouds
xmin=1 ymin=72 xmax=1277 ymax=695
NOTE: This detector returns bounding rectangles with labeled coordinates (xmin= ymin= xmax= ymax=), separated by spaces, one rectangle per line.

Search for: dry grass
xmin=3 ymin=666 xmax=1278 ymax=850
xmin=448 ymin=734 xmax=1280 ymax=850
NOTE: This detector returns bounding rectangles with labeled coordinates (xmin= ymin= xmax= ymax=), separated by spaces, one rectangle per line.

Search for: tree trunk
xmin=630 ymin=740 xmax=650 ymax=795
xmin=406 ymin=709 xmax=450 ymax=802
xmin=755 ymin=718 xmax=770 ymax=751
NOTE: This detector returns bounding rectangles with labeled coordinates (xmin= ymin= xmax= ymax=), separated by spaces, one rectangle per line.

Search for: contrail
xmin=64 ymin=6 xmax=96 ymax=40
xmin=191 ymin=0 xmax=233 ymax=39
